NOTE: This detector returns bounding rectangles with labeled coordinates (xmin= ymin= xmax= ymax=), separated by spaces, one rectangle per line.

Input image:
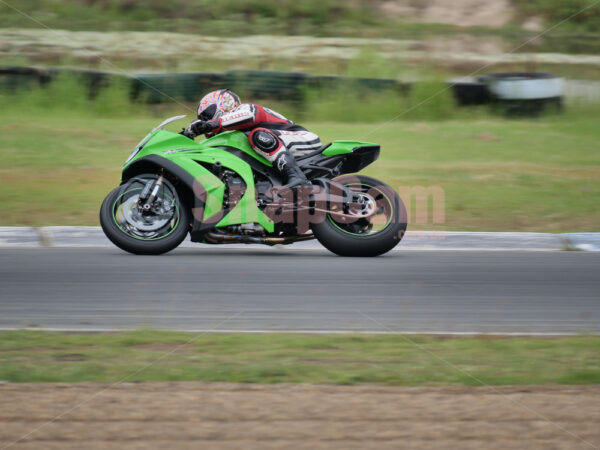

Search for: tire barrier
xmin=0 ymin=66 xmax=115 ymax=99
xmin=478 ymin=72 xmax=564 ymax=116
xmin=130 ymin=72 xmax=226 ymax=103
xmin=1 ymin=66 xmax=404 ymax=104
xmin=0 ymin=66 xmax=53 ymax=92
xmin=1 ymin=66 xmax=565 ymax=117
xmin=449 ymin=77 xmax=491 ymax=106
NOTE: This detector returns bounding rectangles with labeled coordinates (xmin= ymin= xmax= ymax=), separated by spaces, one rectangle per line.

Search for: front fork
xmin=138 ymin=174 xmax=165 ymax=211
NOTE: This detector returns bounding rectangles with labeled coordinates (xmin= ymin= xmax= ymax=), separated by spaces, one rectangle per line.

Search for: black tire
xmin=99 ymin=176 xmax=190 ymax=255
xmin=311 ymin=175 xmax=407 ymax=257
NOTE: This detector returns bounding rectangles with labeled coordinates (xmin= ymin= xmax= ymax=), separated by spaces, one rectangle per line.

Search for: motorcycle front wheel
xmin=99 ymin=174 xmax=190 ymax=255
xmin=310 ymin=175 xmax=407 ymax=257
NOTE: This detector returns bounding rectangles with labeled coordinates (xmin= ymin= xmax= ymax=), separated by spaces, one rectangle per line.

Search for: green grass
xmin=2 ymin=0 xmax=599 ymax=36
xmin=0 ymin=330 xmax=598 ymax=385
xmin=1 ymin=74 xmax=600 ymax=231
xmin=1 ymin=77 xmax=600 ymax=231
xmin=0 ymin=0 xmax=383 ymax=35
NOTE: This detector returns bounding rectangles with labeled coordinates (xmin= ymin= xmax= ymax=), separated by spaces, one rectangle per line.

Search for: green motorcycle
xmin=100 ymin=115 xmax=407 ymax=256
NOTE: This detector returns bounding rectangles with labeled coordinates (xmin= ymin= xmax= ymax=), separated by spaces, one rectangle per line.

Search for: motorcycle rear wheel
xmin=311 ymin=175 xmax=407 ymax=257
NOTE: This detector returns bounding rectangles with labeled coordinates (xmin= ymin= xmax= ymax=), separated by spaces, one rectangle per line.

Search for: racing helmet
xmin=197 ymin=89 xmax=241 ymax=121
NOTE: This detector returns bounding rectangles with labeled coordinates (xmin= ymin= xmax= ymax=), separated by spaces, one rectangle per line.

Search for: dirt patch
xmin=424 ymin=34 xmax=506 ymax=56
xmin=404 ymin=122 xmax=434 ymax=132
xmin=3 ymin=29 xmax=600 ymax=71
xmin=0 ymin=382 xmax=598 ymax=449
xmin=474 ymin=132 xmax=501 ymax=141
xmin=379 ymin=0 xmax=514 ymax=28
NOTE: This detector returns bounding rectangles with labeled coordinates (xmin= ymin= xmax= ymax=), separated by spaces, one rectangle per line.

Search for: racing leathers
xmin=187 ymin=103 xmax=321 ymax=188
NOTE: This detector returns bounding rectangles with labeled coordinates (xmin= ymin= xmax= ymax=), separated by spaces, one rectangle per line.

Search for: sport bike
xmin=100 ymin=115 xmax=407 ymax=256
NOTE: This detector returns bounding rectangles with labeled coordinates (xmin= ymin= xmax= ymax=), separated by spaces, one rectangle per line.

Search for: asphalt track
xmin=1 ymin=247 xmax=599 ymax=333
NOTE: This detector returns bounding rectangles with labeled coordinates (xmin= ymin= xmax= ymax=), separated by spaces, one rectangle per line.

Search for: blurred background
xmin=0 ymin=0 xmax=599 ymax=231
xmin=1 ymin=4 xmax=600 ymax=448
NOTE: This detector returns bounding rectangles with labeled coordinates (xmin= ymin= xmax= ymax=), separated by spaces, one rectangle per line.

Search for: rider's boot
xmin=274 ymin=151 xmax=312 ymax=189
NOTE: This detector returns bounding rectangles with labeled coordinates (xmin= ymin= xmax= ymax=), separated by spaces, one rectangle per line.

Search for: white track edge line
xmin=0 ymin=327 xmax=592 ymax=336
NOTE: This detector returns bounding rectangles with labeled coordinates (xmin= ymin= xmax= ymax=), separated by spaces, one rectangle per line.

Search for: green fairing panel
xmin=166 ymin=154 xmax=225 ymax=220
xmin=187 ymin=149 xmax=274 ymax=232
xmin=200 ymin=131 xmax=272 ymax=167
xmin=137 ymin=130 xmax=198 ymax=155
xmin=122 ymin=129 xmax=274 ymax=233
xmin=323 ymin=140 xmax=379 ymax=156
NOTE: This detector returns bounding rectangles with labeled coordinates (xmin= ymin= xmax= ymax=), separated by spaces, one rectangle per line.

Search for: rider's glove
xmin=187 ymin=119 xmax=221 ymax=138
xmin=180 ymin=127 xmax=194 ymax=139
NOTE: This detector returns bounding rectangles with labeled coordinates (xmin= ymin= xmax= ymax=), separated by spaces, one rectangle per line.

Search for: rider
xmin=184 ymin=89 xmax=320 ymax=188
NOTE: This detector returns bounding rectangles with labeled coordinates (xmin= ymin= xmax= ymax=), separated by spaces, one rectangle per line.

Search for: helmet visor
xmin=198 ymin=103 xmax=217 ymax=121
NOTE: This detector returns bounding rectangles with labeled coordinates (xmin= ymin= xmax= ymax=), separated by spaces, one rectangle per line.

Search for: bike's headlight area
xmin=124 ymin=132 xmax=153 ymax=165
xmin=124 ymin=147 xmax=141 ymax=165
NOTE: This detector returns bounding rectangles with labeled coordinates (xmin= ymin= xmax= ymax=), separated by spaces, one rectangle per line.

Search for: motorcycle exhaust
xmin=205 ymin=232 xmax=314 ymax=246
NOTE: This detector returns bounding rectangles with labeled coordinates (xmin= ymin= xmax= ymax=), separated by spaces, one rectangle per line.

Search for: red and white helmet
xmin=197 ymin=89 xmax=241 ymax=121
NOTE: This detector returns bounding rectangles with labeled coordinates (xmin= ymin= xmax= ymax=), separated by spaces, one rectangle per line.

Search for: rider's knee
xmin=248 ymin=128 xmax=284 ymax=162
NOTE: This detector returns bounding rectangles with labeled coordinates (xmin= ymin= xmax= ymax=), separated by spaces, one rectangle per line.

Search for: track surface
xmin=1 ymin=248 xmax=599 ymax=333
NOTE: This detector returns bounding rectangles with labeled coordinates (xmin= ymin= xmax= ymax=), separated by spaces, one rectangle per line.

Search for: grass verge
xmin=2 ymin=0 xmax=599 ymax=35
xmin=0 ymin=330 xmax=598 ymax=385
xmin=1 ymin=90 xmax=599 ymax=231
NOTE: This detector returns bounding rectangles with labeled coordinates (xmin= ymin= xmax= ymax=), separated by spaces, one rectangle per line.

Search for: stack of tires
xmin=478 ymin=72 xmax=564 ymax=116
xmin=450 ymin=72 xmax=564 ymax=116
